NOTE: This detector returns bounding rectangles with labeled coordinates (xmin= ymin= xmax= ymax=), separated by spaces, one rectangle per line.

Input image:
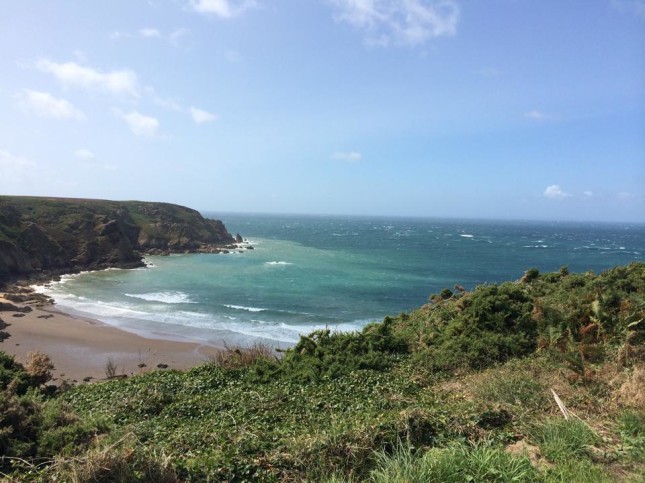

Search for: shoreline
xmin=0 ymin=291 xmax=222 ymax=384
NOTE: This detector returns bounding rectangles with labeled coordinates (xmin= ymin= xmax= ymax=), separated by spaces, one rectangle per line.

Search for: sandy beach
xmin=0 ymin=292 xmax=221 ymax=384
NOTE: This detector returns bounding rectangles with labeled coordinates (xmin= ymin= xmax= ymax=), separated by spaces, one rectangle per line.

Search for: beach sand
xmin=0 ymin=294 xmax=220 ymax=384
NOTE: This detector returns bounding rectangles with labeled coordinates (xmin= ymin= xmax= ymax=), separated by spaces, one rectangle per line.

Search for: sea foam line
xmin=224 ymin=304 xmax=267 ymax=312
xmin=125 ymin=291 xmax=194 ymax=304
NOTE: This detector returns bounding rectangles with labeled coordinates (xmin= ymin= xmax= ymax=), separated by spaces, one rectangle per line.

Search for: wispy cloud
xmin=109 ymin=30 xmax=131 ymax=40
xmin=524 ymin=110 xmax=551 ymax=122
xmin=190 ymin=106 xmax=218 ymax=124
xmin=477 ymin=67 xmax=501 ymax=78
xmin=18 ymin=89 xmax=86 ymax=120
xmin=140 ymin=27 xmax=161 ymax=38
xmin=543 ymin=185 xmax=570 ymax=200
xmin=112 ymin=108 xmax=159 ymax=137
xmin=189 ymin=0 xmax=258 ymax=18
xmin=75 ymin=148 xmax=117 ymax=171
xmin=329 ymin=0 xmax=459 ymax=46
xmin=225 ymin=49 xmax=244 ymax=63
xmin=611 ymin=0 xmax=645 ymax=19
xmin=36 ymin=59 xmax=140 ymax=98
xmin=170 ymin=28 xmax=190 ymax=46
xmin=0 ymin=150 xmax=37 ymax=186
xmin=583 ymin=190 xmax=594 ymax=197
xmin=75 ymin=148 xmax=95 ymax=161
xmin=617 ymin=191 xmax=643 ymax=201
xmin=332 ymin=151 xmax=362 ymax=163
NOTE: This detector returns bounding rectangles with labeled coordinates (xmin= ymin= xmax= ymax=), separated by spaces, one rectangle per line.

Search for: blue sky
xmin=1 ymin=0 xmax=643 ymax=222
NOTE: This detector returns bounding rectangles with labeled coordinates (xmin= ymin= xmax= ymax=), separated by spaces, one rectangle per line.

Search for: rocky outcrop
xmin=0 ymin=196 xmax=236 ymax=284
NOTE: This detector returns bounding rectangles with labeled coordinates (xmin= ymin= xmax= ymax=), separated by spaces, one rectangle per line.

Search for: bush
xmin=0 ymin=350 xmax=34 ymax=394
xmin=25 ymin=351 xmax=55 ymax=386
xmin=253 ymin=317 xmax=409 ymax=383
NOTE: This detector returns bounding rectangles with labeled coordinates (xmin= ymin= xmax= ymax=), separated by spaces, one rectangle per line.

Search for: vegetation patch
xmin=0 ymin=263 xmax=643 ymax=481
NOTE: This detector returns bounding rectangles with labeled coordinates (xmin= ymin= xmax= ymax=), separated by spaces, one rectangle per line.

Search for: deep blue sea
xmin=37 ymin=214 xmax=645 ymax=348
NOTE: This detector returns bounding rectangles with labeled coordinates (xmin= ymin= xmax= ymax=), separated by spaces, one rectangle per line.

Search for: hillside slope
xmin=0 ymin=263 xmax=643 ymax=481
xmin=0 ymin=196 xmax=235 ymax=283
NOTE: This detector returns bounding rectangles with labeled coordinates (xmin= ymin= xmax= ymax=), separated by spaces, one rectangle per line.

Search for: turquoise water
xmin=37 ymin=214 xmax=645 ymax=347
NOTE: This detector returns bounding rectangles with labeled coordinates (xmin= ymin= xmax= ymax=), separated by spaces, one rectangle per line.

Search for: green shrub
xmin=253 ymin=316 xmax=408 ymax=383
xmin=0 ymin=350 xmax=35 ymax=394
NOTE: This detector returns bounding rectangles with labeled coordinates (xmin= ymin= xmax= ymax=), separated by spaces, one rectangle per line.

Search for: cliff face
xmin=0 ymin=196 xmax=236 ymax=282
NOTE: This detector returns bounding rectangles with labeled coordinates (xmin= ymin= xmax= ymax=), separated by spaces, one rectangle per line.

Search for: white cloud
xmin=329 ymin=0 xmax=459 ymax=46
xmin=583 ymin=190 xmax=594 ymax=197
xmin=332 ymin=151 xmax=362 ymax=163
xmin=19 ymin=89 xmax=86 ymax=120
xmin=543 ymin=185 xmax=570 ymax=200
xmin=611 ymin=0 xmax=645 ymax=19
xmin=109 ymin=30 xmax=131 ymax=40
xmin=190 ymin=106 xmax=218 ymax=124
xmin=524 ymin=110 xmax=550 ymax=121
xmin=36 ymin=59 xmax=139 ymax=98
xmin=140 ymin=27 xmax=161 ymax=38
xmin=75 ymin=148 xmax=95 ymax=161
xmin=112 ymin=108 xmax=159 ymax=137
xmin=189 ymin=0 xmax=258 ymax=18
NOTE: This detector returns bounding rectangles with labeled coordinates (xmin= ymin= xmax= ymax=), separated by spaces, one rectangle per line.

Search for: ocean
xmin=36 ymin=214 xmax=645 ymax=348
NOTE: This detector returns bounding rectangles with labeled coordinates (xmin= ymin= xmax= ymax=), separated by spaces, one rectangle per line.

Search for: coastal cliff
xmin=0 ymin=196 xmax=236 ymax=283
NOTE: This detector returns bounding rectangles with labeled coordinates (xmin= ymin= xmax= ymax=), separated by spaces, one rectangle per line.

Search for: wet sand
xmin=0 ymin=294 xmax=220 ymax=384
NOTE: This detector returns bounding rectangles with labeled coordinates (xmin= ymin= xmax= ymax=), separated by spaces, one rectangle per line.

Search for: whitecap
xmin=125 ymin=291 xmax=194 ymax=304
xmin=224 ymin=304 xmax=267 ymax=312
xmin=460 ymin=234 xmax=474 ymax=238
xmin=265 ymin=261 xmax=293 ymax=266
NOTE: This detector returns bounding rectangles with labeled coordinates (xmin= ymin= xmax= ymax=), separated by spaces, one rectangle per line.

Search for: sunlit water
xmin=36 ymin=214 xmax=645 ymax=347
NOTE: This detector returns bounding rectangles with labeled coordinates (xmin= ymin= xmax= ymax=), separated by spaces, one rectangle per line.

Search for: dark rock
xmin=235 ymin=233 xmax=243 ymax=243
xmin=0 ymin=301 xmax=32 ymax=312
xmin=12 ymin=313 xmax=25 ymax=318
xmin=156 ymin=363 xmax=169 ymax=369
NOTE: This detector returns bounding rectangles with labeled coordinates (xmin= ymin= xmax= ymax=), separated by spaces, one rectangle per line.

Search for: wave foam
xmin=125 ymin=292 xmax=194 ymax=304
xmin=265 ymin=261 xmax=293 ymax=266
xmin=224 ymin=304 xmax=266 ymax=312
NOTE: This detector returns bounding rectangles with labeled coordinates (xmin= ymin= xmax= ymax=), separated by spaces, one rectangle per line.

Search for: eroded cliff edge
xmin=0 ymin=196 xmax=236 ymax=283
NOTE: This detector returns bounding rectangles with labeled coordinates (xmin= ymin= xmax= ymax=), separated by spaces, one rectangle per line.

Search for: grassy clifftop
xmin=0 ymin=196 xmax=235 ymax=283
xmin=0 ymin=263 xmax=643 ymax=481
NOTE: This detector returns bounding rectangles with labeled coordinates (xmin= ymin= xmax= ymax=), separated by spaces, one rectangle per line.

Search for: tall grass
xmin=533 ymin=419 xmax=598 ymax=463
xmin=368 ymin=442 xmax=540 ymax=482
xmin=209 ymin=342 xmax=276 ymax=370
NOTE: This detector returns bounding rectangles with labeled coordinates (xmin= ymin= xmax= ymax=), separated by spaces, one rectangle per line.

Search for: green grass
xmin=533 ymin=419 xmax=598 ymax=463
xmin=368 ymin=442 xmax=541 ymax=483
